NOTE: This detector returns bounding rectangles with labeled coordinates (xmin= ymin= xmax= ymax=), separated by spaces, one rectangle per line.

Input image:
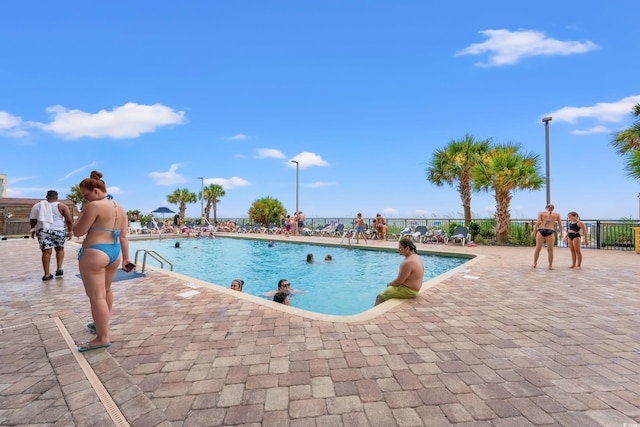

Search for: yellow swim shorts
xmin=379 ymin=285 xmax=419 ymax=301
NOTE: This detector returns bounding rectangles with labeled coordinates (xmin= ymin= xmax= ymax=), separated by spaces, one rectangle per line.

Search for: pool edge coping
xmin=137 ymin=238 xmax=481 ymax=323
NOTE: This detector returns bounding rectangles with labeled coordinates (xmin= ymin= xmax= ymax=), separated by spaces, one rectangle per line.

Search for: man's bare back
xmin=375 ymin=238 xmax=425 ymax=305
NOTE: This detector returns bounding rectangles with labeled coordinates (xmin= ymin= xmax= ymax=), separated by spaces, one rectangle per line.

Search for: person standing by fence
xmin=564 ymin=211 xmax=588 ymax=269
xmin=375 ymin=213 xmax=386 ymax=240
xmin=532 ymin=203 xmax=563 ymax=269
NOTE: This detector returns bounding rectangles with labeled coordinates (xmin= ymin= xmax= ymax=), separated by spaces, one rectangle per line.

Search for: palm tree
xmin=249 ymin=197 xmax=285 ymax=225
xmin=426 ymin=134 xmax=491 ymax=225
xmin=166 ymin=188 xmax=197 ymax=220
xmin=202 ymin=184 xmax=225 ymax=222
xmin=611 ymin=103 xmax=640 ymax=180
xmin=66 ymin=185 xmax=85 ymax=211
xmin=471 ymin=143 xmax=543 ymax=244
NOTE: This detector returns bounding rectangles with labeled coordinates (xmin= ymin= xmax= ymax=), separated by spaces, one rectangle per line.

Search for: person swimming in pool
xmin=262 ymin=279 xmax=305 ymax=297
xmin=230 ymin=279 xmax=244 ymax=291
xmin=273 ymin=291 xmax=289 ymax=305
xmin=375 ymin=238 xmax=424 ymax=306
xmin=532 ymin=203 xmax=563 ymax=269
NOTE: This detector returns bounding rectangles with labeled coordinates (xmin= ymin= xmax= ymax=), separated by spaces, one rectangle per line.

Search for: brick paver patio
xmin=1 ymin=234 xmax=639 ymax=426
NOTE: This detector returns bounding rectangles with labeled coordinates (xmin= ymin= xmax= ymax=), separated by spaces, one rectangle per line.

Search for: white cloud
xmin=107 ymin=186 xmax=122 ymax=195
xmin=546 ymin=95 xmax=640 ymax=124
xmin=7 ymin=176 xmax=36 ymax=184
xmin=307 ymin=181 xmax=336 ymax=188
xmin=571 ymin=125 xmax=611 ymax=136
xmin=0 ymin=111 xmax=29 ymax=137
xmin=456 ymin=29 xmax=599 ymax=67
xmin=222 ymin=134 xmax=249 ymax=141
xmin=255 ymin=148 xmax=285 ymax=159
xmin=288 ymin=152 xmax=330 ymax=169
xmin=62 ymin=162 xmax=99 ymax=180
xmin=383 ymin=208 xmax=399 ymax=216
xmin=206 ymin=176 xmax=251 ymax=190
xmin=149 ymin=164 xmax=188 ymax=186
xmin=39 ymin=102 xmax=185 ymax=139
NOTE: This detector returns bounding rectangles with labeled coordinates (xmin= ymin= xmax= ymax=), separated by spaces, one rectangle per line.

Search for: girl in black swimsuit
xmin=564 ymin=211 xmax=588 ymax=269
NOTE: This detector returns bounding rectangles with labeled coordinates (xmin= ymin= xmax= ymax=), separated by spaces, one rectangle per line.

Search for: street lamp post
xmin=291 ymin=160 xmax=299 ymax=213
xmin=637 ymin=192 xmax=640 ymax=220
xmin=542 ymin=117 xmax=553 ymax=205
xmin=197 ymin=177 xmax=204 ymax=220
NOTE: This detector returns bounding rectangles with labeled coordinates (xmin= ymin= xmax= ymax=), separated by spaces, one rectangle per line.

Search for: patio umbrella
xmin=151 ymin=206 xmax=175 ymax=220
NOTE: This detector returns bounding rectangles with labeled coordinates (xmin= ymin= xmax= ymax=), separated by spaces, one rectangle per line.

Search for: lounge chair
xmin=261 ymin=223 xmax=278 ymax=234
xmin=313 ymin=223 xmax=332 ymax=236
xmin=424 ymin=229 xmax=447 ymax=244
xmin=145 ymin=221 xmax=161 ymax=234
xmin=330 ymin=224 xmax=345 ymax=237
xmin=397 ymin=227 xmax=412 ymax=240
xmin=411 ymin=226 xmax=427 ymax=242
xmin=449 ymin=226 xmax=469 ymax=246
xmin=128 ymin=221 xmax=146 ymax=235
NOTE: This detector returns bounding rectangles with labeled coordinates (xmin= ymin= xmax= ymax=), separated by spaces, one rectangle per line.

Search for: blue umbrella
xmin=151 ymin=207 xmax=176 ymax=240
xmin=151 ymin=206 xmax=175 ymax=220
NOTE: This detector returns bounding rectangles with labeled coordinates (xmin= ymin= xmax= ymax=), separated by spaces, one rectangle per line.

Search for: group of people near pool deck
xmin=280 ymin=211 xmax=306 ymax=236
xmin=532 ymin=204 xmax=589 ymax=270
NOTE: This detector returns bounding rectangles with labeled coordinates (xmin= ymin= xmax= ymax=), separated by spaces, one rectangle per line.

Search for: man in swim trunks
xmin=354 ymin=213 xmax=367 ymax=244
xmin=297 ymin=211 xmax=305 ymax=236
xmin=375 ymin=238 xmax=425 ymax=306
xmin=30 ymin=190 xmax=74 ymax=281
xmin=532 ymin=203 xmax=563 ymax=269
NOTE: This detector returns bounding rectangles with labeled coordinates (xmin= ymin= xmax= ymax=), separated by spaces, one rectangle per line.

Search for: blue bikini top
xmin=88 ymin=201 xmax=119 ymax=243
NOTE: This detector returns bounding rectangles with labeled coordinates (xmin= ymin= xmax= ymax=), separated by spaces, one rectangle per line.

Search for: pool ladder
xmin=134 ymin=249 xmax=173 ymax=273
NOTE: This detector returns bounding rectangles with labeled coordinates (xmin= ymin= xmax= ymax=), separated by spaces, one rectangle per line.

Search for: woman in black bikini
xmin=563 ymin=211 xmax=588 ymax=269
xmin=532 ymin=204 xmax=563 ymax=269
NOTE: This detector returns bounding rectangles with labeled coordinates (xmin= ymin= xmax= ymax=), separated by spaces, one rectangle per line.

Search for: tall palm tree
xmin=426 ymin=134 xmax=491 ymax=225
xmin=202 ymin=184 xmax=225 ymax=222
xmin=471 ymin=143 xmax=543 ymax=244
xmin=611 ymin=103 xmax=640 ymax=180
xmin=166 ymin=188 xmax=197 ymax=220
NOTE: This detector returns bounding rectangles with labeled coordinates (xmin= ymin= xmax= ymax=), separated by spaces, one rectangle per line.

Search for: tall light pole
xmin=542 ymin=117 xmax=552 ymax=206
xmin=637 ymin=192 xmax=640 ymax=220
xmin=197 ymin=177 xmax=204 ymax=220
xmin=291 ymin=160 xmax=299 ymax=213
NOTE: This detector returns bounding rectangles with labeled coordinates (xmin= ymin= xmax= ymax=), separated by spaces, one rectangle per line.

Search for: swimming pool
xmin=128 ymin=237 xmax=469 ymax=316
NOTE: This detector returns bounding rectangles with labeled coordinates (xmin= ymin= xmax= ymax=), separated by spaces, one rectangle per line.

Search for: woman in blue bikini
xmin=72 ymin=170 xmax=133 ymax=352
xmin=531 ymin=203 xmax=563 ymax=269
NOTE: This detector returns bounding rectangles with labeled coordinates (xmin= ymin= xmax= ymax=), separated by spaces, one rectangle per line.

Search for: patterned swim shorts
xmin=37 ymin=229 xmax=67 ymax=250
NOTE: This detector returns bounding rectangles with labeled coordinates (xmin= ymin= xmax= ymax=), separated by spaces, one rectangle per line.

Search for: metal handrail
xmin=134 ymin=249 xmax=173 ymax=273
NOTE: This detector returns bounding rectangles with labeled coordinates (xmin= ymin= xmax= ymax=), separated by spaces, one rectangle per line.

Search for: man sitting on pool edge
xmin=374 ymin=238 xmax=425 ymax=306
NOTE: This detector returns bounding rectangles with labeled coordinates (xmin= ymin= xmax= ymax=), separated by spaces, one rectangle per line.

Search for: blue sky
xmin=2 ymin=1 xmax=639 ymax=220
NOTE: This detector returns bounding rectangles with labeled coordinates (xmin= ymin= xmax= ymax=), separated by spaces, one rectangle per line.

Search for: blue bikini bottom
xmin=77 ymin=243 xmax=121 ymax=264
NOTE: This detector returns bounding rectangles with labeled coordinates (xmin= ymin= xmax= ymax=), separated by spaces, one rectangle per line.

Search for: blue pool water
xmin=128 ymin=237 xmax=468 ymax=316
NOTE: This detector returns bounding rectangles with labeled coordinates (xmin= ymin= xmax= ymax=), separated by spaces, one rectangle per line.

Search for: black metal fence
xmin=232 ymin=217 xmax=639 ymax=251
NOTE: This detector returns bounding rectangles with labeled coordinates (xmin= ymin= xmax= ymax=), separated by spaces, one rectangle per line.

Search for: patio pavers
xmin=1 ymin=235 xmax=639 ymax=426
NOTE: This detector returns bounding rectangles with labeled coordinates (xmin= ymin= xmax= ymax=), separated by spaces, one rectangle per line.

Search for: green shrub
xmin=468 ymin=222 xmax=480 ymax=240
